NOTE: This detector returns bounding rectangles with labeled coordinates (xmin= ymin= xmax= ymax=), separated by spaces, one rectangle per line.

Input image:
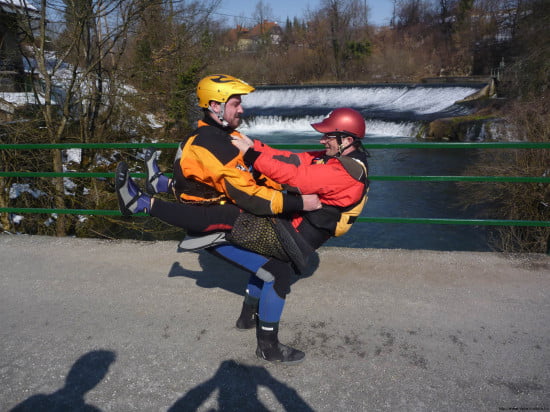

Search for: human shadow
xmin=168 ymin=248 xmax=320 ymax=296
xmin=10 ymin=350 xmax=116 ymax=412
xmin=168 ymin=359 xmax=314 ymax=411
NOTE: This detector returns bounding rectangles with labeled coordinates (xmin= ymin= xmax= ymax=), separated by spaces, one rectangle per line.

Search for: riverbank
xmin=419 ymin=95 xmax=509 ymax=141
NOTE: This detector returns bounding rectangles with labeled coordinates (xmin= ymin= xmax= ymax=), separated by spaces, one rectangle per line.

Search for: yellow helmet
xmin=196 ymin=74 xmax=255 ymax=108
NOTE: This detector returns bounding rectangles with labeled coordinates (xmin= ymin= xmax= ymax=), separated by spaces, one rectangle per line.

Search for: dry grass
xmin=460 ymin=93 xmax=550 ymax=252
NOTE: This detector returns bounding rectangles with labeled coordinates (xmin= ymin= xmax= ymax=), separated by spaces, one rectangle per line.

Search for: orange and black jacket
xmin=172 ymin=116 xmax=303 ymax=215
xmin=244 ymin=140 xmax=369 ymax=244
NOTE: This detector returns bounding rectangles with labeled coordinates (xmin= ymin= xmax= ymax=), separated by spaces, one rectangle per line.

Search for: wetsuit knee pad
xmin=256 ymin=267 xmax=275 ymax=283
xmin=260 ymin=259 xmax=293 ymax=298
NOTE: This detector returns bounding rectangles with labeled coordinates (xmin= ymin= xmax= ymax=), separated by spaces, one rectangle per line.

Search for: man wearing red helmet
xmin=239 ymin=107 xmax=368 ymax=237
xmin=116 ymin=106 xmax=369 ymax=364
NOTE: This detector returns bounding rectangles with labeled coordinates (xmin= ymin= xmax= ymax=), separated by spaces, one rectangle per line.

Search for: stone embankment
xmin=419 ymin=76 xmax=507 ymax=142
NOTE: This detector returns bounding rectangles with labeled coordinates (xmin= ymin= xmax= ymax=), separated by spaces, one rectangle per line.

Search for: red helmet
xmin=311 ymin=108 xmax=366 ymax=139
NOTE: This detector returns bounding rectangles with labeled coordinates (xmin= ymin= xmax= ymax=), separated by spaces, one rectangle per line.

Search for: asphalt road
xmin=1 ymin=235 xmax=549 ymax=411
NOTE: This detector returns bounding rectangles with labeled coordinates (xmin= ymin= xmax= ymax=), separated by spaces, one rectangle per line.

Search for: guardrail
xmin=1 ymin=142 xmax=549 ymax=228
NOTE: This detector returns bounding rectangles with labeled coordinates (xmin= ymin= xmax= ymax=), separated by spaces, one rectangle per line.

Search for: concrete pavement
xmin=1 ymin=234 xmax=549 ymax=411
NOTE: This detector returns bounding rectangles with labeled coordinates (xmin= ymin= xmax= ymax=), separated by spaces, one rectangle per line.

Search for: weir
xmin=242 ymin=83 xmax=490 ymax=139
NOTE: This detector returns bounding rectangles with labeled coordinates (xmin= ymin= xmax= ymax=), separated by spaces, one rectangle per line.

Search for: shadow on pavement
xmin=167 ymin=250 xmax=320 ymax=296
xmin=168 ymin=359 xmax=314 ymax=411
xmin=9 ymin=350 xmax=116 ymax=412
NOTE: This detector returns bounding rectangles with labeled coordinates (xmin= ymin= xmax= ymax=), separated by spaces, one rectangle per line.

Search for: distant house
xmin=226 ymin=20 xmax=282 ymax=51
xmin=0 ymin=0 xmax=41 ymax=119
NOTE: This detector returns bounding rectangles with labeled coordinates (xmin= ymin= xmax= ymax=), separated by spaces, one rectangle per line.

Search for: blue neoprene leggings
xmin=151 ymin=199 xmax=294 ymax=323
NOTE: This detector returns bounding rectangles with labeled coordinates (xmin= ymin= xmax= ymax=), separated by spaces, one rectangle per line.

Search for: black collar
xmin=202 ymin=113 xmax=235 ymax=133
xmin=322 ymin=149 xmax=368 ymax=164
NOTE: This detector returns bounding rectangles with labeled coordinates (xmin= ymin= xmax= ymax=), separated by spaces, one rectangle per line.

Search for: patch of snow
xmin=95 ymin=154 xmax=113 ymax=166
xmin=64 ymin=177 xmax=76 ymax=195
xmin=146 ymin=113 xmax=163 ymax=129
xmin=9 ymin=183 xmax=46 ymax=199
xmin=65 ymin=149 xmax=82 ymax=164
xmin=0 ymin=92 xmax=53 ymax=109
xmin=1 ymin=0 xmax=38 ymax=11
xmin=123 ymin=84 xmax=138 ymax=94
xmin=11 ymin=214 xmax=24 ymax=224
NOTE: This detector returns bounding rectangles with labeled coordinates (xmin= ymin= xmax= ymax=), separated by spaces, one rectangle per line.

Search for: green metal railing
xmin=1 ymin=142 xmax=549 ymax=228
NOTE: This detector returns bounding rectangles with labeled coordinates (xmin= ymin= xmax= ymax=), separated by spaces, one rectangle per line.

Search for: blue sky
xmin=216 ymin=0 xmax=394 ymax=26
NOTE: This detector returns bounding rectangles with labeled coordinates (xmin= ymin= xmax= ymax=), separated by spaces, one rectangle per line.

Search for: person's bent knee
xmin=273 ymin=271 xmax=291 ymax=298
xmin=260 ymin=259 xmax=293 ymax=298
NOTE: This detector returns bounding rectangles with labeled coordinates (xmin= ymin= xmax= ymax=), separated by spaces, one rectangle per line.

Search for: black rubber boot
xmin=256 ymin=322 xmax=305 ymax=364
xmin=235 ymin=302 xmax=257 ymax=330
xmin=235 ymin=296 xmax=258 ymax=330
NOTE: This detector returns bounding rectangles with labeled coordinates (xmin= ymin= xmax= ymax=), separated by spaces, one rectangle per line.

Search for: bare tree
xmin=126 ymin=0 xmax=221 ymax=130
xmin=253 ymin=0 xmax=273 ymax=24
xmin=11 ymin=0 xmax=150 ymax=235
xmin=252 ymin=0 xmax=274 ymax=50
xmin=311 ymin=0 xmax=370 ymax=80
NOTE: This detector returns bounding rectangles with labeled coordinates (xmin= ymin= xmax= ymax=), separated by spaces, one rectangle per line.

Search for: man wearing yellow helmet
xmin=196 ymin=74 xmax=255 ymax=128
xmin=116 ymin=74 xmax=323 ymax=364
xmin=169 ymin=74 xmax=320 ymax=214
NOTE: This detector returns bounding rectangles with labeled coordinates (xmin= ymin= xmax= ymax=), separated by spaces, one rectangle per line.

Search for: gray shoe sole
xmin=177 ymin=232 xmax=229 ymax=252
xmin=255 ymin=346 xmax=306 ymax=365
xmin=144 ymin=148 xmax=161 ymax=195
xmin=115 ymin=162 xmax=139 ymax=216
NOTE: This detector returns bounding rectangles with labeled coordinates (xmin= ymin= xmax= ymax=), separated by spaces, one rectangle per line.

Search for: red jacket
xmin=244 ymin=140 xmax=369 ymax=239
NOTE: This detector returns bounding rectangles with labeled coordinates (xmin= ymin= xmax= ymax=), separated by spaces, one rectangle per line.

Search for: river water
xmin=239 ymin=83 xmax=493 ymax=251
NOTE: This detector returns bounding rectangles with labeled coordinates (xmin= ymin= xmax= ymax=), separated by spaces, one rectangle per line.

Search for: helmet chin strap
xmin=209 ymin=102 xmax=228 ymax=127
xmin=336 ymin=136 xmax=354 ymax=156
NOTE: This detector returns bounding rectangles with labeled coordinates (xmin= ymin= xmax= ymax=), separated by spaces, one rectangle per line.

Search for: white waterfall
xmin=241 ymin=84 xmax=485 ymax=138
